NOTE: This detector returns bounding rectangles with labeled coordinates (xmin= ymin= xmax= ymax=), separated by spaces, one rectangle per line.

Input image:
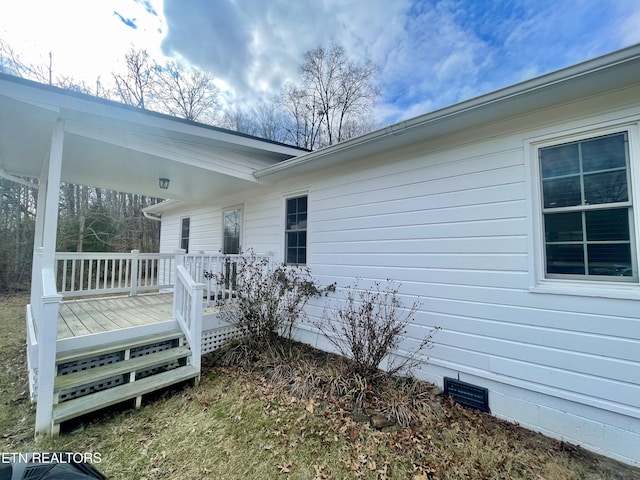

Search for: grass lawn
xmin=1 ymin=294 xmax=639 ymax=479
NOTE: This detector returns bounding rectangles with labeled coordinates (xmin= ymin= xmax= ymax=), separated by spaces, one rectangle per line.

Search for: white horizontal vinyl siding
xmin=189 ymin=207 xmax=221 ymax=253
xmin=159 ymin=215 xmax=179 ymax=253
xmin=303 ymin=133 xmax=640 ymax=420
xmin=155 ymin=87 xmax=640 ymax=463
xmin=243 ymin=194 xmax=282 ymax=256
xmin=159 ymin=205 xmax=222 ymax=253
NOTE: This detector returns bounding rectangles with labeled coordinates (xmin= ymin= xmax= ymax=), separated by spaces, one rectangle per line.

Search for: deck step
xmin=52 ymin=365 xmax=199 ymax=425
xmin=54 ymin=347 xmax=192 ymax=392
xmin=56 ymin=330 xmax=185 ymax=365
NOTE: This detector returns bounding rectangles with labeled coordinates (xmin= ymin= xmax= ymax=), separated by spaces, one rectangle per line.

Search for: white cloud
xmin=0 ymin=0 xmax=165 ymax=83
xmin=1 ymin=0 xmax=639 ymax=126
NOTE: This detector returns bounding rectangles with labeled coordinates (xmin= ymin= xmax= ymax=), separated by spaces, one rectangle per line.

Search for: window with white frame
xmin=538 ymin=131 xmax=637 ymax=281
xmin=285 ymin=195 xmax=307 ymax=264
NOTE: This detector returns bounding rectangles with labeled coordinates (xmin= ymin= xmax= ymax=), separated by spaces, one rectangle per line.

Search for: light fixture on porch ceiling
xmin=159 ymin=177 xmax=170 ymax=190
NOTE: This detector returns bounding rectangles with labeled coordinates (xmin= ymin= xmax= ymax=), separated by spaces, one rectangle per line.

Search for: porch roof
xmin=0 ymin=74 xmax=305 ymax=202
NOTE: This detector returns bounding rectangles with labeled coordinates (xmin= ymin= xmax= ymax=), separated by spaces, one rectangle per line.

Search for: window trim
xmin=527 ymin=122 xmax=640 ymax=299
xmin=283 ymin=192 xmax=308 ymax=265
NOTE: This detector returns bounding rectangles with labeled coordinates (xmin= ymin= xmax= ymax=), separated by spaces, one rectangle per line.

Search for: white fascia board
xmin=0 ymin=77 xmax=61 ymax=114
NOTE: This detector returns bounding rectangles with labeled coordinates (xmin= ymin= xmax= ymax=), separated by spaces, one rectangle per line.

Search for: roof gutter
xmin=0 ymin=166 xmax=39 ymax=189
xmin=141 ymin=199 xmax=183 ymax=219
xmin=142 ymin=209 xmax=161 ymax=222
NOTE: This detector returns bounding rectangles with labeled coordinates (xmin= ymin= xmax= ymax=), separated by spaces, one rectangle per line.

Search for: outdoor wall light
xmin=159 ymin=178 xmax=170 ymax=189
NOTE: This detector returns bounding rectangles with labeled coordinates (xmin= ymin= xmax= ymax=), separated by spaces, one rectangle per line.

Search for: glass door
xmin=222 ymin=207 xmax=242 ymax=254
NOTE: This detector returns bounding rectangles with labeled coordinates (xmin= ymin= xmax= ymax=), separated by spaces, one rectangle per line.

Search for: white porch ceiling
xmin=0 ymin=76 xmax=302 ymax=202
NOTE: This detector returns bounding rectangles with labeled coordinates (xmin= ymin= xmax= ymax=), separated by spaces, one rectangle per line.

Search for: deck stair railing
xmin=173 ymin=265 xmax=204 ymax=372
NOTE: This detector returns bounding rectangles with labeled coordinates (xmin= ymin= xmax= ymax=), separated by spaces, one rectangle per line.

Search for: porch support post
xmin=34 ymin=119 xmax=65 ymax=436
xmin=40 ymin=119 xmax=64 ymax=270
xmin=30 ymin=184 xmax=48 ymax=309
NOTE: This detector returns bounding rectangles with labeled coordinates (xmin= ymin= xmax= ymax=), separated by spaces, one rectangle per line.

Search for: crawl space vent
xmin=444 ymin=377 xmax=490 ymax=413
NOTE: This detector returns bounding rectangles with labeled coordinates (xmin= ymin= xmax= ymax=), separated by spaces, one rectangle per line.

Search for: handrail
xmin=173 ymin=265 xmax=204 ymax=372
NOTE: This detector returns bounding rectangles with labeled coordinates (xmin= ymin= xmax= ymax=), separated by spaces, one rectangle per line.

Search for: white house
xmin=146 ymin=45 xmax=640 ymax=466
xmin=1 ymin=44 xmax=639 ymax=465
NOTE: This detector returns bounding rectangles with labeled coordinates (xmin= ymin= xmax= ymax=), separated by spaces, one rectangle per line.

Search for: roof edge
xmin=0 ymin=72 xmax=309 ymax=154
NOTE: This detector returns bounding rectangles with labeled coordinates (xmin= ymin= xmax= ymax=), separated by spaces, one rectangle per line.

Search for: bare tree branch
xmin=111 ymin=47 xmax=155 ymax=108
xmin=153 ymin=61 xmax=220 ymax=123
xmin=282 ymin=40 xmax=380 ymax=150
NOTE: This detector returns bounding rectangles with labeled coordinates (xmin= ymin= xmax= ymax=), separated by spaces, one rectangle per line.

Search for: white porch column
xmin=40 ymin=120 xmax=64 ymax=270
xmin=30 ymin=184 xmax=47 ymax=309
xmin=34 ymin=119 xmax=65 ymax=435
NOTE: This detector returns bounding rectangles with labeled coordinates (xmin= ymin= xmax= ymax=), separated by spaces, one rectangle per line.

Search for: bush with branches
xmin=317 ymin=279 xmax=439 ymax=378
xmin=208 ymin=252 xmax=334 ymax=346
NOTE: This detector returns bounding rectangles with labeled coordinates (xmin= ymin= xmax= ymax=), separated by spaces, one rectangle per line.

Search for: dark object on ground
xmin=0 ymin=452 xmax=106 ymax=480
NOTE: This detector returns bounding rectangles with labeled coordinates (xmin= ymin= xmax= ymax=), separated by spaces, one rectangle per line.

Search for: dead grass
xmin=1 ymin=295 xmax=639 ymax=479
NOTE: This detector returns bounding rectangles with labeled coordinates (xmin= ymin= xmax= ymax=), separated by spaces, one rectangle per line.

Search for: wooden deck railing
xmin=182 ymin=252 xmax=271 ymax=306
xmin=55 ymin=250 xmax=175 ymax=297
xmin=54 ymin=250 xmax=272 ymax=307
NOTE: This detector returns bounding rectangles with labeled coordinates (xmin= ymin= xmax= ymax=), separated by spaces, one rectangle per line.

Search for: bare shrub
xmin=317 ymin=279 xmax=439 ymax=378
xmin=212 ymin=252 xmax=334 ymax=347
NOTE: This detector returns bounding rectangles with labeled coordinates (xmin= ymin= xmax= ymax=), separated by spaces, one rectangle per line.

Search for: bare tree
xmin=221 ymin=107 xmax=259 ymax=136
xmin=112 ymin=47 xmax=156 ymax=108
xmin=221 ymin=101 xmax=288 ymax=143
xmin=153 ymin=61 xmax=220 ymax=123
xmin=0 ymin=38 xmax=50 ymax=82
xmin=0 ymin=38 xmax=101 ymax=95
xmin=283 ymin=41 xmax=380 ymax=150
xmin=254 ymin=101 xmax=288 ymax=143
xmin=0 ymin=178 xmax=38 ymax=291
xmin=280 ymin=82 xmax=323 ymax=149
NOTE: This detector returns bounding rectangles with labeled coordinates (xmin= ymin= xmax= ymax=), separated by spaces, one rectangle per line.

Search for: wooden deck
xmin=57 ymin=293 xmax=173 ymax=339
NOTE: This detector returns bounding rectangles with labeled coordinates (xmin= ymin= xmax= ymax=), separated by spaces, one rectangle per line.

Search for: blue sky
xmin=1 ymin=0 xmax=639 ymax=125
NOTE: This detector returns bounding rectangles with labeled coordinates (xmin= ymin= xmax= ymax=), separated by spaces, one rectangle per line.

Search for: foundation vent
xmin=444 ymin=377 xmax=490 ymax=413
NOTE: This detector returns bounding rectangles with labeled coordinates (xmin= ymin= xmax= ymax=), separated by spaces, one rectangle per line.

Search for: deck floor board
xmin=64 ymin=302 xmax=108 ymax=334
xmin=58 ymin=304 xmax=93 ymax=337
xmin=58 ymin=293 xmax=173 ymax=340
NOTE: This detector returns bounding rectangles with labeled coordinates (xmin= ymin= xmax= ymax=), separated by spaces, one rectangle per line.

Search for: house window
xmin=180 ymin=217 xmax=190 ymax=253
xmin=285 ymin=195 xmax=307 ymax=264
xmin=539 ymin=131 xmax=636 ymax=281
xmin=223 ymin=207 xmax=242 ymax=254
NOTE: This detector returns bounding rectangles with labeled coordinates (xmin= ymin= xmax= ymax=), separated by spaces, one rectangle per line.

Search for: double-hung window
xmin=285 ymin=195 xmax=307 ymax=264
xmin=539 ymin=131 xmax=636 ymax=281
